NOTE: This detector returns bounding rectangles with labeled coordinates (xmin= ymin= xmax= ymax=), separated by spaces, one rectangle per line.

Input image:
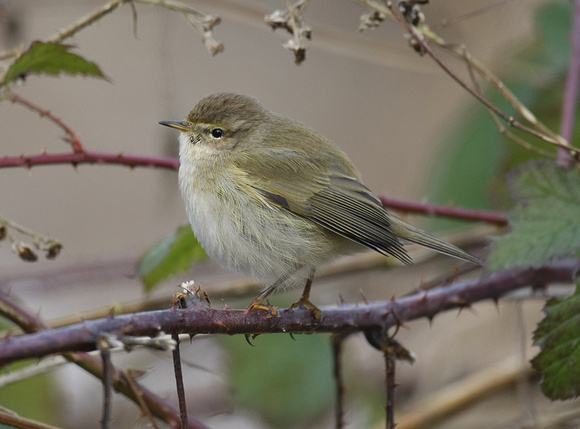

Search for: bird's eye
xmin=210 ymin=128 xmax=224 ymax=138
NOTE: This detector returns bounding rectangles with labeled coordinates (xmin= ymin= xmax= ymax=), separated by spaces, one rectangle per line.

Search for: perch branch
xmin=0 ymin=260 xmax=576 ymax=365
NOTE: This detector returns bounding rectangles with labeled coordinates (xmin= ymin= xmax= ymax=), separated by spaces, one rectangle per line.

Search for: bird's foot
xmin=289 ymin=296 xmax=323 ymax=320
xmin=246 ymin=299 xmax=280 ymax=317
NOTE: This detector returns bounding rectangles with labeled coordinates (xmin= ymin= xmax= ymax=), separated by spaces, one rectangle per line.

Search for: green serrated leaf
xmin=2 ymin=41 xmax=107 ymax=87
xmin=137 ymin=224 xmax=206 ymax=292
xmin=532 ymin=281 xmax=580 ymax=400
xmin=486 ymin=161 xmax=580 ymax=272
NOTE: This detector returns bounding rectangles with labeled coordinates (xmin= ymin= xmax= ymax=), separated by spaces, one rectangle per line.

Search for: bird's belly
xmin=183 ymin=184 xmax=332 ymax=289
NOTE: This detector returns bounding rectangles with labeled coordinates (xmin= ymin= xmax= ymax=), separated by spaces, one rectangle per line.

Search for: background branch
xmin=379 ymin=197 xmax=507 ymax=226
xmin=558 ymin=0 xmax=580 ymax=167
xmin=377 ymin=1 xmax=576 ymax=158
xmin=0 ymin=151 xmax=179 ymax=170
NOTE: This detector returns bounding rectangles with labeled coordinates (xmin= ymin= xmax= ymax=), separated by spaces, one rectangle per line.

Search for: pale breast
xmin=178 ymin=160 xmax=334 ymax=289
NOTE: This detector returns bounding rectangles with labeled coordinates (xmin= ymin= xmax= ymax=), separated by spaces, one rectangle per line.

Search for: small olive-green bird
xmin=160 ymin=93 xmax=481 ymax=313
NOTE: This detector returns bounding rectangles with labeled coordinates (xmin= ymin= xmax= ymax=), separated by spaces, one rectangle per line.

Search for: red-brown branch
xmin=0 ymin=151 xmax=505 ymax=225
xmin=0 ymin=151 xmax=179 ymax=170
xmin=379 ymin=197 xmax=507 ymax=226
xmin=7 ymin=92 xmax=86 ymax=153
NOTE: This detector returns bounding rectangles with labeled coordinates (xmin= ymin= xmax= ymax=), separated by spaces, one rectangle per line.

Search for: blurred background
xmin=1 ymin=0 xmax=577 ymax=428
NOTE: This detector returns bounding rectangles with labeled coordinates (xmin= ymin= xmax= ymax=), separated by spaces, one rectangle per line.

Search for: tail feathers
xmin=390 ymin=217 xmax=482 ymax=265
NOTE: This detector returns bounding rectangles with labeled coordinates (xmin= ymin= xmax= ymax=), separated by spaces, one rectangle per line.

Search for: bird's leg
xmin=247 ymin=284 xmax=279 ymax=315
xmin=247 ymin=274 xmax=290 ymax=316
xmin=289 ymin=268 xmax=322 ymax=319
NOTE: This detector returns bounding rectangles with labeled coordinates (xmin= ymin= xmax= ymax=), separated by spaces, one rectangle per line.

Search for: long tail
xmin=390 ymin=216 xmax=482 ymax=265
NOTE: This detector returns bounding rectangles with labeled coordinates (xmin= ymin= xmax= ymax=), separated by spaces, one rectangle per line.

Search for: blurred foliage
xmin=426 ymin=1 xmax=572 ymax=230
xmin=427 ymin=1 xmax=580 ymax=405
xmin=0 ymin=361 xmax=58 ymax=425
xmin=2 ymin=41 xmax=107 ymax=88
xmin=533 ymin=280 xmax=580 ymax=400
xmin=222 ymin=333 xmax=334 ymax=428
xmin=137 ymin=224 xmax=206 ymax=292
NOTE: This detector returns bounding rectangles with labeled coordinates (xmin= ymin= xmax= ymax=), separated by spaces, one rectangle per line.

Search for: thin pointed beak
xmin=158 ymin=120 xmax=191 ymax=132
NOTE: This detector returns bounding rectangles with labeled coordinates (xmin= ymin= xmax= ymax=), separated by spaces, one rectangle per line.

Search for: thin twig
xmin=137 ymin=0 xmax=223 ymax=55
xmin=0 ymin=215 xmax=45 ymax=239
xmin=0 ymin=355 xmax=67 ymax=388
xmin=361 ymin=0 xmax=571 ymax=155
xmin=0 ymin=0 xmax=126 ymax=61
xmin=0 ymin=345 xmax=139 ymax=388
xmin=385 ymin=342 xmax=396 ymax=429
xmin=0 ymin=409 xmax=63 ymax=429
xmin=384 ymin=1 xmax=576 ymax=156
xmin=436 ymin=41 xmax=570 ymax=151
xmin=364 ymin=336 xmax=415 ymax=429
xmin=2 ymin=92 xmax=177 ymax=171
xmin=172 ymin=333 xmax=189 ymax=428
xmin=430 ymin=0 xmax=522 ymax=31
xmin=558 ymin=0 xmax=580 ymax=167
xmin=459 ymin=45 xmax=555 ymax=158
xmin=123 ymin=369 xmax=161 ymax=429
xmin=0 ymin=0 xmax=222 ymax=67
xmin=332 ymin=334 xmax=347 ymax=429
xmin=99 ymin=337 xmax=113 ymax=429
xmin=7 ymin=92 xmax=85 ymax=152
xmin=48 ymin=0 xmax=126 ymax=44
xmin=2 ymin=92 xmax=178 ymax=171
xmin=404 ymin=263 xmax=481 ymax=296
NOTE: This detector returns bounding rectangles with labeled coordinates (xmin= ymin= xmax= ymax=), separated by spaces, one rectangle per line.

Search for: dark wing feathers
xmin=308 ymin=181 xmax=411 ymax=264
xmin=251 ymin=168 xmax=411 ymax=264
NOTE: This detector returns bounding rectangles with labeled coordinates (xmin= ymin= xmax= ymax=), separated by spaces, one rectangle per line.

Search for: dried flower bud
xmin=0 ymin=225 xmax=6 ymax=241
xmin=36 ymin=237 xmax=62 ymax=259
xmin=399 ymin=2 xmax=426 ymax=26
xmin=15 ymin=243 xmax=38 ymax=262
xmin=46 ymin=241 xmax=62 ymax=259
xmin=359 ymin=11 xmax=386 ymax=32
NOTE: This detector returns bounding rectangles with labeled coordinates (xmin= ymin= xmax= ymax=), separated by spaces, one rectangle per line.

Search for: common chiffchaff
xmin=160 ymin=93 xmax=481 ymax=314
